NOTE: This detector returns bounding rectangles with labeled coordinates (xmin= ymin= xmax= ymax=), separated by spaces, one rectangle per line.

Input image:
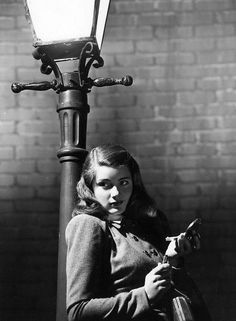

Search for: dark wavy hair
xmin=72 ymin=144 xmax=168 ymax=223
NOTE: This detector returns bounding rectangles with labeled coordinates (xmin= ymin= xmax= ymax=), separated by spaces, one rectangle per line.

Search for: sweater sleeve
xmin=65 ymin=214 xmax=151 ymax=321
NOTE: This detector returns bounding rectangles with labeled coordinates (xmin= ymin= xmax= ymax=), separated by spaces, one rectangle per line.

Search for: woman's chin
xmin=107 ymin=210 xmax=124 ymax=221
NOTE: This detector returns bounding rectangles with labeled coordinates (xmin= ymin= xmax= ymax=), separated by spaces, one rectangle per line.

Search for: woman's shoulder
xmin=66 ymin=213 xmax=107 ymax=233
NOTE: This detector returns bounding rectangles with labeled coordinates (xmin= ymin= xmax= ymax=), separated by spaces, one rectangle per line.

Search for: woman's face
xmin=92 ymin=165 xmax=133 ymax=221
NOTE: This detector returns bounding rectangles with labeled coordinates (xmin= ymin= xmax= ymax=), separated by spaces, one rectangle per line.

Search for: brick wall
xmin=0 ymin=0 xmax=235 ymax=320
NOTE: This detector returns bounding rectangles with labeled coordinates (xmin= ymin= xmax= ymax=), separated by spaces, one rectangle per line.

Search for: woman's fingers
xmin=165 ymin=231 xmax=201 ymax=258
xmin=191 ymin=233 xmax=201 ymax=250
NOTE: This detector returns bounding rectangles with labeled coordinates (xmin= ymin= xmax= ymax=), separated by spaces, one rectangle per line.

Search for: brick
xmin=155 ymin=52 xmax=195 ymax=65
xmin=37 ymin=135 xmax=59 ymax=147
xmin=155 ymin=0 xmax=193 ymax=12
xmin=0 ymin=29 xmax=31 ymax=43
xmin=197 ymin=51 xmax=235 ymax=64
xmin=0 ymin=160 xmax=35 ymax=173
xmin=0 ymin=201 xmax=14 ymax=213
xmin=137 ymin=92 xmax=176 ymax=107
xmin=154 ymin=78 xmax=195 ymax=91
xmin=0 ymin=174 xmax=14 ymax=186
xmin=116 ymin=106 xmax=154 ymax=119
xmin=97 ymin=93 xmax=135 ymax=107
xmin=0 ymin=16 xmax=14 ymax=29
xmin=17 ymin=120 xmax=58 ymax=134
xmin=90 ymin=107 xmax=116 ymax=120
xmin=135 ymin=66 xmax=166 ymax=79
xmin=106 ymin=26 xmax=153 ymax=41
xmin=180 ymin=196 xmax=214 ymax=209
xmin=117 ymin=132 xmax=155 ymax=145
xmin=218 ymin=10 xmax=236 ymax=23
xmin=195 ymin=0 xmax=233 ymax=11
xmin=116 ymin=119 xmax=137 ymax=132
xmin=199 ymin=130 xmax=236 ymax=143
xmin=0 ymin=42 xmax=15 ymax=55
xmin=0 ymin=54 xmax=32 ymax=69
xmin=15 ymin=200 xmax=58 ymax=212
xmin=177 ymin=143 xmax=217 ymax=156
xmin=0 ymin=147 xmax=14 ymax=159
xmin=157 ymin=106 xmax=196 ymax=118
xmin=176 ymin=117 xmax=216 ymax=131
xmin=16 ymin=15 xmax=28 ymax=28
xmin=176 ymin=38 xmax=215 ymax=51
xmin=169 ymin=156 xmax=204 ymax=169
xmin=102 ymin=41 xmax=134 ymax=54
xmin=116 ymin=54 xmax=154 ymax=67
xmin=221 ymin=143 xmax=236 ymax=155
xmin=137 ymin=40 xmax=169 ymax=53
xmin=174 ymin=65 xmax=202 ymax=78
xmin=196 ymin=24 xmax=235 ymax=37
xmin=87 ymin=133 xmax=117 ymax=147
xmin=156 ymin=26 xmax=193 ymax=39
xmin=177 ymin=91 xmax=216 ymax=104
xmin=161 ymin=131 xmax=197 ymax=144
xmin=18 ymin=91 xmax=56 ymax=109
xmin=197 ymin=78 xmax=221 ymax=90
xmin=0 ymin=108 xmax=35 ymax=121
xmin=0 ymin=4 xmax=24 ymax=16
xmin=178 ymin=11 xmax=214 ymax=25
xmin=223 ymin=169 xmax=236 ymax=181
xmin=17 ymin=67 xmax=51 ymax=82
xmin=140 ymin=119 xmax=175 ymax=132
xmin=0 ymin=187 xmax=34 ymax=200
xmin=115 ymin=1 xmax=155 ymax=13
xmin=16 ymin=42 xmax=36 ymax=55
xmin=106 ymin=14 xmax=137 ymax=27
xmin=200 ymin=156 xmax=236 ymax=169
xmin=138 ymin=13 xmax=177 ymax=27
xmin=218 ymin=90 xmax=236 ymax=103
xmin=17 ymin=173 xmax=56 ymax=186
xmin=177 ymin=169 xmax=218 ymax=182
xmin=36 ymin=187 xmax=60 ymax=200
xmin=0 ymin=67 xmax=15 ymax=81
xmin=36 ymin=161 xmax=60 ymax=173
xmin=16 ymin=146 xmax=56 ymax=160
xmin=0 ymin=121 xmax=15 ymax=133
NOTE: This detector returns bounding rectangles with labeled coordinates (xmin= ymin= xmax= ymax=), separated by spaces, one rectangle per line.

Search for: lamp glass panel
xmin=96 ymin=0 xmax=110 ymax=49
xmin=26 ymin=0 xmax=95 ymax=43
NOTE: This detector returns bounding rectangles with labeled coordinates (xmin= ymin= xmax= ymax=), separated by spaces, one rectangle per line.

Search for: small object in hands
xmin=185 ymin=218 xmax=201 ymax=249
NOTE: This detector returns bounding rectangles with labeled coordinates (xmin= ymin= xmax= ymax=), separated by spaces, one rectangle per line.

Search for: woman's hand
xmin=144 ymin=263 xmax=172 ymax=306
xmin=164 ymin=232 xmax=201 ymax=262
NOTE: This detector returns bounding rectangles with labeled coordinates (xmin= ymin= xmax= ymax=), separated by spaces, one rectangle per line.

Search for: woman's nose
xmin=110 ymin=186 xmax=119 ymax=197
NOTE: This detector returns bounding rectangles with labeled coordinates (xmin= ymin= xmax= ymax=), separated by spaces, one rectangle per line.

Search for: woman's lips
xmin=110 ymin=201 xmax=123 ymax=207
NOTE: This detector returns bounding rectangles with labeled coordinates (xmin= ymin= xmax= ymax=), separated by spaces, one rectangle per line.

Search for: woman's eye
xmin=98 ymin=182 xmax=111 ymax=189
xmin=120 ymin=180 xmax=129 ymax=186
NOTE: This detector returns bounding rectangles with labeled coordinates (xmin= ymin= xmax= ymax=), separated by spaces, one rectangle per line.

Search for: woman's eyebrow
xmin=119 ymin=176 xmax=131 ymax=180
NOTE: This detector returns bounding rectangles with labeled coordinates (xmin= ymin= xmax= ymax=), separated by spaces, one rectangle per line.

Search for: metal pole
xmin=56 ymin=73 xmax=89 ymax=320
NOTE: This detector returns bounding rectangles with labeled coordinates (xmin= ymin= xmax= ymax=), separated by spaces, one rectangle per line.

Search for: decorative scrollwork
xmin=77 ymin=42 xmax=104 ymax=92
xmin=11 ymin=41 xmax=133 ymax=94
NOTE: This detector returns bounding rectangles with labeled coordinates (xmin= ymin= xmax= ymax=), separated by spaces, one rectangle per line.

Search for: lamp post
xmin=11 ymin=1 xmax=133 ymax=320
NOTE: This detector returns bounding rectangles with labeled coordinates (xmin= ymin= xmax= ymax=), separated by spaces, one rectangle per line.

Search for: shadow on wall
xmin=0 ymin=185 xmax=60 ymax=321
xmin=162 ymin=184 xmax=236 ymax=321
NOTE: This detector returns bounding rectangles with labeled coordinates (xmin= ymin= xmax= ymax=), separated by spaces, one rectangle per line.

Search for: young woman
xmin=66 ymin=144 xmax=211 ymax=321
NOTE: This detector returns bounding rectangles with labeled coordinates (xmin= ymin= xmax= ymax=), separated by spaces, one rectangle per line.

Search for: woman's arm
xmin=66 ymin=214 xmax=151 ymax=321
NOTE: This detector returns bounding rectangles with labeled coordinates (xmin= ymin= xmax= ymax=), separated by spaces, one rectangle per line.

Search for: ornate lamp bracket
xmin=11 ymin=42 xmax=133 ymax=95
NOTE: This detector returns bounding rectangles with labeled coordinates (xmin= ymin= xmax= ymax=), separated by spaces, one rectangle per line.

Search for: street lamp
xmin=11 ymin=1 xmax=133 ymax=320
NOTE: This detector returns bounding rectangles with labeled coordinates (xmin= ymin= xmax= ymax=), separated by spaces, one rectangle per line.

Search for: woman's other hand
xmin=144 ymin=263 xmax=172 ymax=306
xmin=165 ymin=232 xmax=201 ymax=260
